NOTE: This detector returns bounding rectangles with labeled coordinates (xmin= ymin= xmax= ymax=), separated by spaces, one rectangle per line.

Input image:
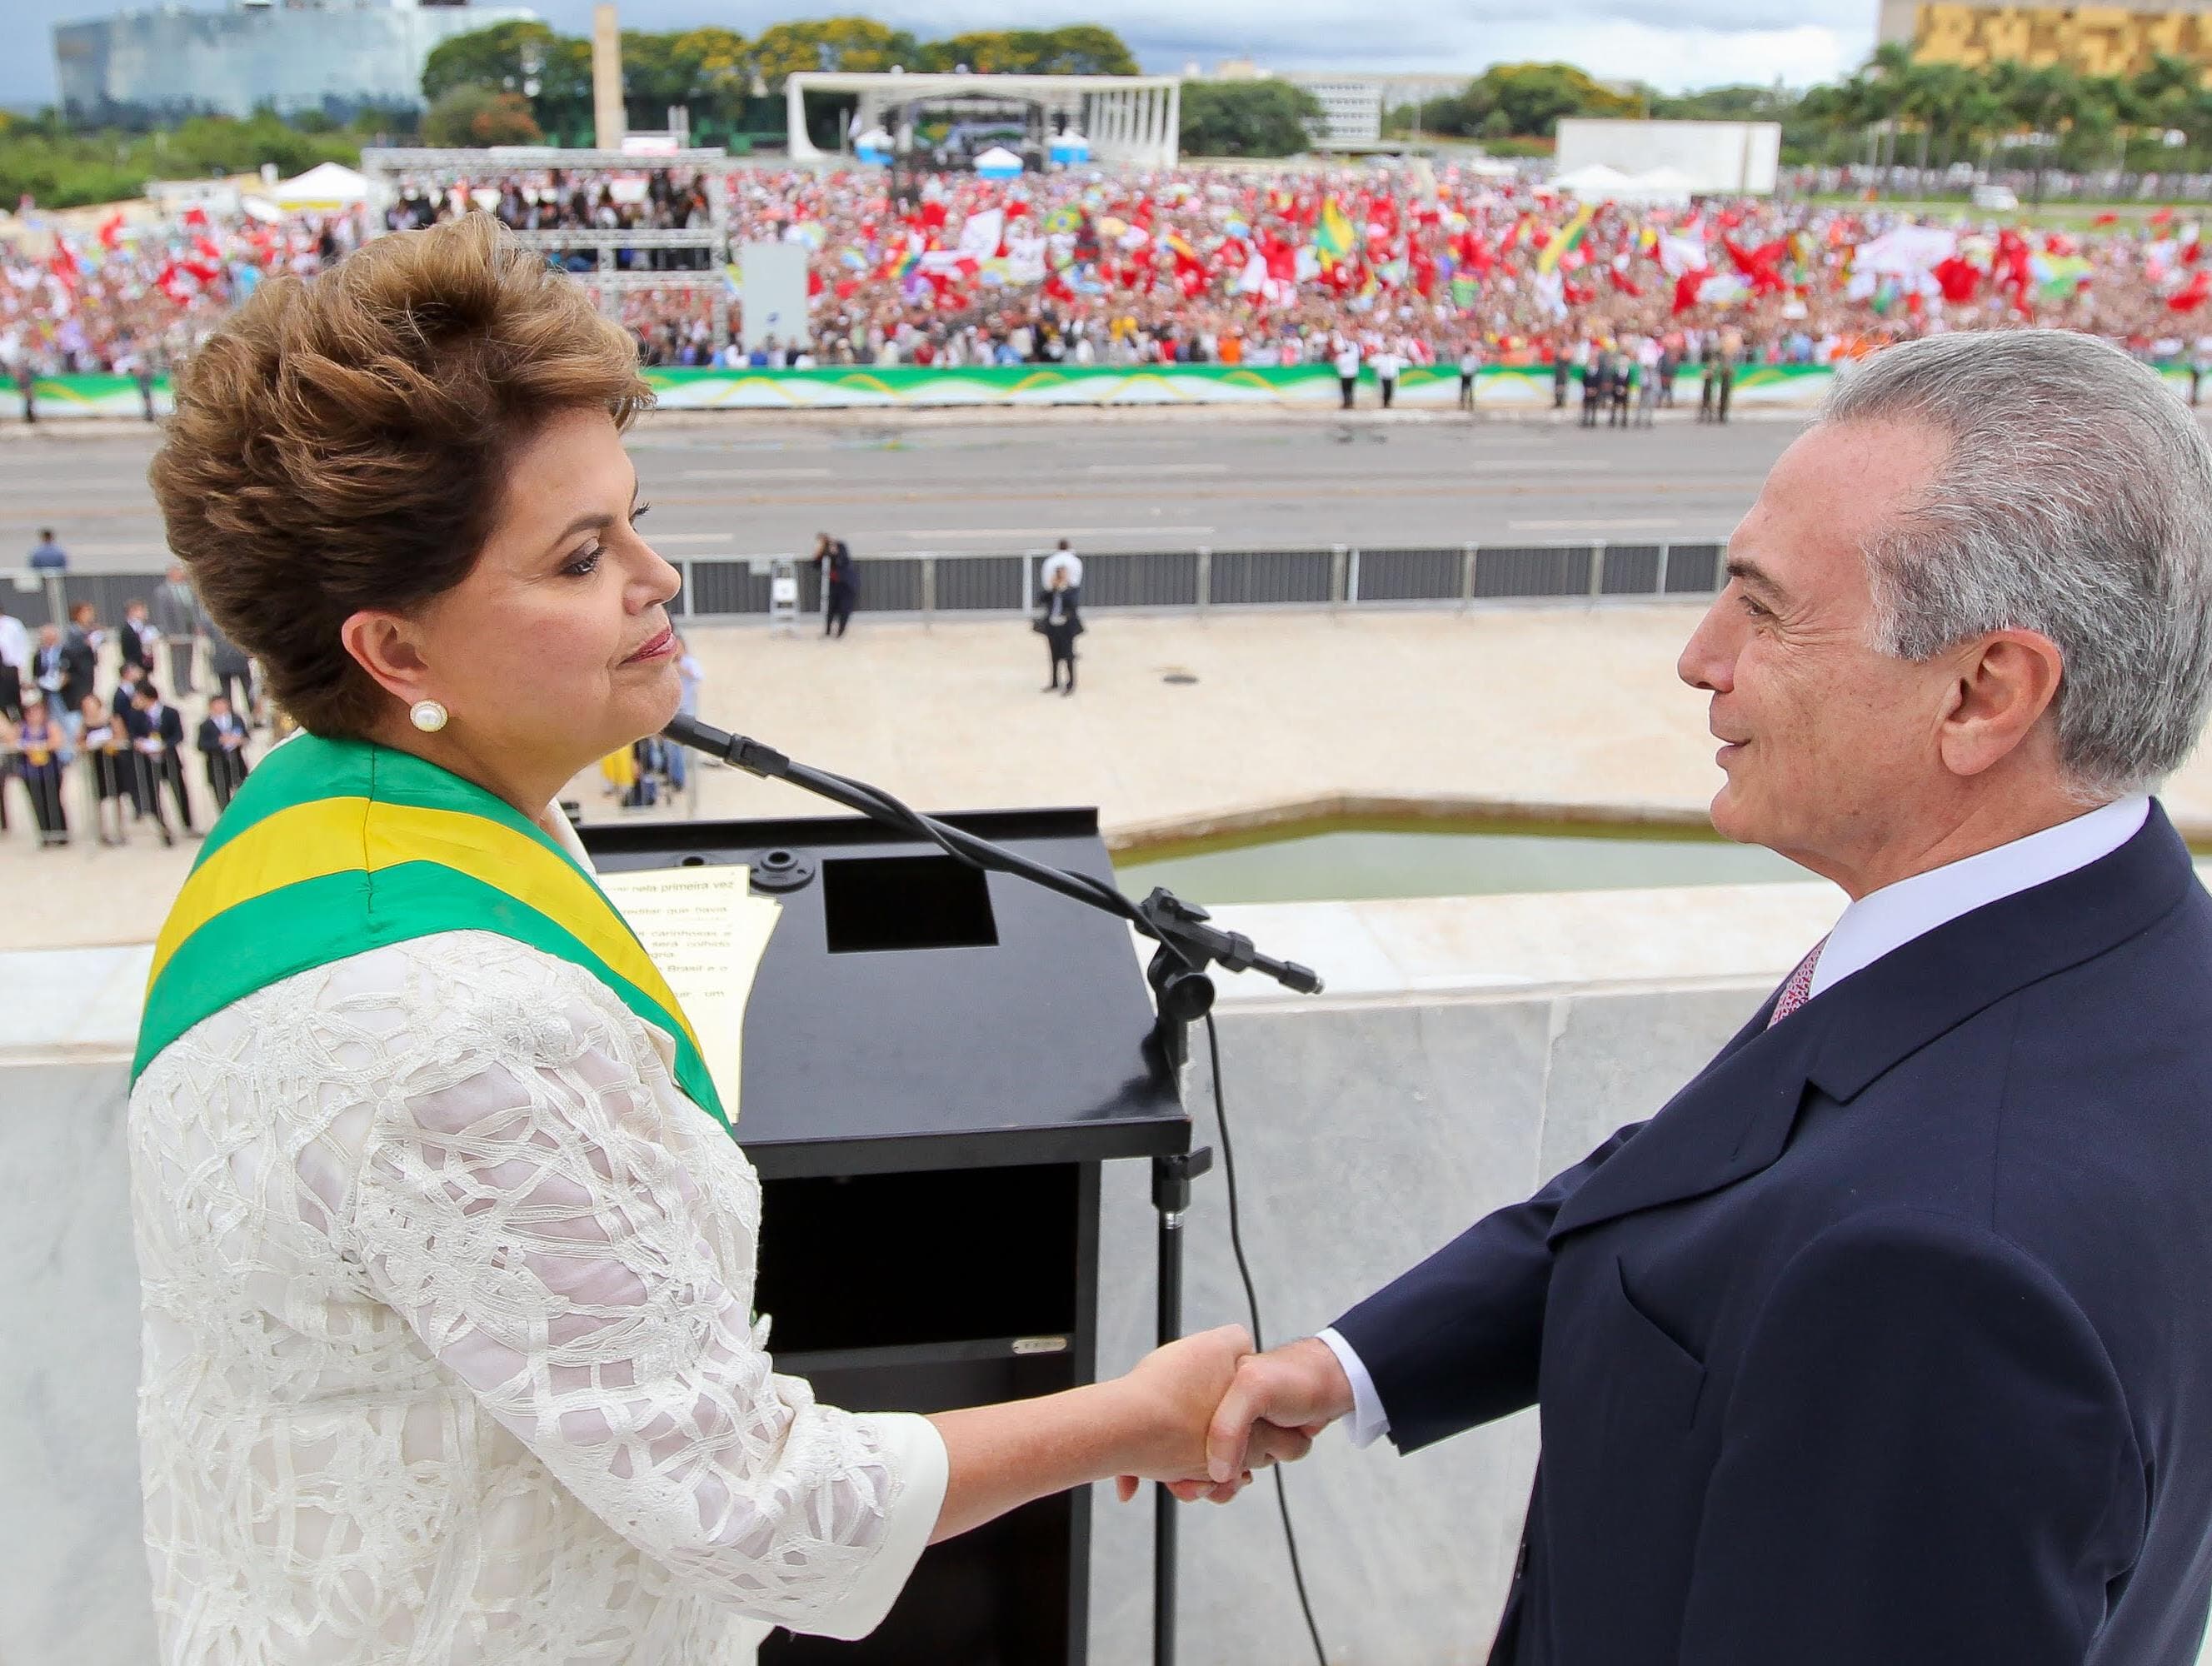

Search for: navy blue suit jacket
xmin=1332 ymin=802 xmax=2212 ymax=1665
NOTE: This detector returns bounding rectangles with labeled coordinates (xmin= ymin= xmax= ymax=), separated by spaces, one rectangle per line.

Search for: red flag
xmin=182 ymin=205 xmax=208 ymax=228
xmin=2092 ymin=212 xmax=2120 ymax=227
xmin=2170 ymin=268 xmax=2211 ymax=312
xmin=154 ymin=259 xmax=195 ymax=302
xmin=1672 ymin=267 xmax=1709 ymax=315
xmin=1724 ymin=237 xmax=1788 ymax=296
xmin=97 ymin=212 xmax=124 ymax=251
xmin=2152 ymin=207 xmax=2176 ymax=227
xmin=1933 ymin=255 xmax=1980 ymax=302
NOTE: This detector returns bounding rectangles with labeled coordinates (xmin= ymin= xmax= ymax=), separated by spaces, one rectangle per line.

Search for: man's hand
xmin=1103 ymin=1325 xmax=1321 ymax=1505
xmin=1205 ymin=1336 xmax=1356 ymax=1485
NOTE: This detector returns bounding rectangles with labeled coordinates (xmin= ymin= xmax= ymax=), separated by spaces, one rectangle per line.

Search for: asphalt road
xmin=0 ymin=410 xmax=1813 ymax=578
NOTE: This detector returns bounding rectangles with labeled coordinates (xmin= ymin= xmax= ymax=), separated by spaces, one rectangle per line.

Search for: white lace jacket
xmin=127 ymin=914 xmax=949 ymax=1664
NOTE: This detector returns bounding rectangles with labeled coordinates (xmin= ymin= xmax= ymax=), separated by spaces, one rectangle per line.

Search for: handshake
xmin=1103 ymin=1326 xmax=1359 ymax=1505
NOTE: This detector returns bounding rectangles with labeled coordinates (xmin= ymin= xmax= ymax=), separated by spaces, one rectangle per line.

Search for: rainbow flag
xmin=1315 ymin=197 xmax=1356 ymax=265
xmin=1536 ymin=203 xmax=1594 ymax=277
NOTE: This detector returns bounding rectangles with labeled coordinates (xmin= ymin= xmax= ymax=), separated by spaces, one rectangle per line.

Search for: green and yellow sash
xmin=132 ymin=733 xmax=727 ymax=1128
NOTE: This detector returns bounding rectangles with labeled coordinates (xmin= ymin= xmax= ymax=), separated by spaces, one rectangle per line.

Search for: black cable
xmin=1204 ymin=1010 xmax=1330 ymax=1666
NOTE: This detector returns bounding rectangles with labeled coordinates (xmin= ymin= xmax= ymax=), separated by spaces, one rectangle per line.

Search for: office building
xmin=55 ymin=0 xmax=541 ymax=123
xmin=1876 ymin=0 xmax=2212 ymax=79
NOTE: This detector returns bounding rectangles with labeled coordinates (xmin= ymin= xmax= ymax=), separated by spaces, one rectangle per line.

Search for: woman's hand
xmin=1105 ymin=1325 xmax=1318 ymax=1506
xmin=925 ymin=1324 xmax=1315 ymax=1544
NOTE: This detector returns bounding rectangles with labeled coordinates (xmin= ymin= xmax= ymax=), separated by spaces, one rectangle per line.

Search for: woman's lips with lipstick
xmin=624 ymin=626 xmax=676 ymax=664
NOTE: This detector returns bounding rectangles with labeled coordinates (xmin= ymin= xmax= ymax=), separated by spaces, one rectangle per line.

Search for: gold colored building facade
xmin=1876 ymin=0 xmax=2212 ymax=77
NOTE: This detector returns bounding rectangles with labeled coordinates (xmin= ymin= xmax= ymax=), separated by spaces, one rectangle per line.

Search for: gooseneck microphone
xmin=661 ymin=711 xmax=1333 ymax=1666
xmin=659 ymin=711 xmax=1323 ymax=1014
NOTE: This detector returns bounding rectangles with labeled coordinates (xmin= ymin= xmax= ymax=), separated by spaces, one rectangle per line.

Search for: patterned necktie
xmin=1769 ymin=935 xmax=1828 ymax=1027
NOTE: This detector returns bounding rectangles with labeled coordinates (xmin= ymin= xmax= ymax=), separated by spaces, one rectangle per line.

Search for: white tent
xmin=272 ymin=161 xmax=371 ymax=211
xmin=1049 ymin=129 xmax=1090 ymax=164
xmin=1550 ymin=162 xmax=1635 ymax=199
xmin=1614 ymin=166 xmax=1696 ymax=206
xmin=972 ymin=146 xmax=1023 ymax=180
xmin=854 ymin=127 xmax=895 ymax=162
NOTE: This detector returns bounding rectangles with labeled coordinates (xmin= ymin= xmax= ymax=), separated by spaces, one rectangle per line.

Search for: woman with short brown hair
xmin=129 ymin=214 xmax=1285 ymax=1665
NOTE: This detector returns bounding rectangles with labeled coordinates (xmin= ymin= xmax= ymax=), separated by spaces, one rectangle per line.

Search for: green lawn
xmin=1801 ymin=193 xmax=2202 ymax=231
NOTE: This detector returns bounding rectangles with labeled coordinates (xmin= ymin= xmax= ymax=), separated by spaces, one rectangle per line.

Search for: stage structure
xmin=783 ymin=72 xmax=1181 ymax=170
xmin=359 ymin=147 xmax=746 ymax=347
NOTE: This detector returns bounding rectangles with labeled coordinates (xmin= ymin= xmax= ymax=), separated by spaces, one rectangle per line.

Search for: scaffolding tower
xmin=358 ymin=147 xmax=751 ymax=349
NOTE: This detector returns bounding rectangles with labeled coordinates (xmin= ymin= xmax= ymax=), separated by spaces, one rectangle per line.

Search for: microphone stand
xmin=662 ymin=712 xmax=1321 ymax=1666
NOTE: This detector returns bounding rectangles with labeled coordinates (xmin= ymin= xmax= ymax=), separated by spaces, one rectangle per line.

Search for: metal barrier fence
xmin=7 ymin=541 xmax=1727 ymax=632
xmin=669 ymin=539 xmax=1727 ymax=621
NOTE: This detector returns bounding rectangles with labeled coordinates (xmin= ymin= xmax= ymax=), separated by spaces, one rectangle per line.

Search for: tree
xmin=1178 ymin=80 xmax=1324 ymax=157
xmin=1386 ymin=62 xmax=1638 ymax=140
xmin=749 ymin=17 xmax=925 ymax=87
xmin=422 ymin=84 xmax=542 ymax=147
xmin=422 ymin=21 xmax=557 ymax=102
xmin=1466 ymin=62 xmax=1639 ymax=137
xmin=916 ymin=26 xmax=1137 ymax=76
xmin=421 ymin=21 xmax=591 ymax=139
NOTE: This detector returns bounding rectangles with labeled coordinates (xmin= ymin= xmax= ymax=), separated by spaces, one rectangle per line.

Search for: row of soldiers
xmin=1553 ymin=341 xmax=1744 ymax=429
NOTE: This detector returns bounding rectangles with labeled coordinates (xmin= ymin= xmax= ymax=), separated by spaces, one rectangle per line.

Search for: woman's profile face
xmin=407 ymin=407 xmax=682 ymax=789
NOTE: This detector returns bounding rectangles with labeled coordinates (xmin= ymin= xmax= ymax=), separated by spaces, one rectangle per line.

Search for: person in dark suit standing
xmin=118 ymin=686 xmax=177 ymax=845
xmin=207 ymin=619 xmax=257 ymax=723
xmin=117 ymin=599 xmax=159 ymax=676
xmin=151 ymin=563 xmax=203 ymax=696
xmin=31 ymin=624 xmax=69 ymax=736
xmin=1037 ymin=567 xmax=1083 ymax=696
xmin=812 ymin=531 xmax=858 ymax=639
xmin=111 ymin=659 xmax=147 ymax=718
xmin=1204 ymin=330 xmax=2212 ymax=1666
xmin=58 ymin=604 xmax=99 ymax=733
xmin=196 ymin=693 xmax=251 ymax=812
xmin=132 ymin=682 xmax=194 ymax=835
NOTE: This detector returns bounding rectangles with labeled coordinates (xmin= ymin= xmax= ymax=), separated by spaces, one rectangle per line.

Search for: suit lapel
xmin=1549 ymin=1008 xmax=1820 ymax=1240
xmin=1550 ymin=802 xmax=2196 ymax=1243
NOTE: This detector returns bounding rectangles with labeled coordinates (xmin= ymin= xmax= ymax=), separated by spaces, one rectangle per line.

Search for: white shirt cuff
xmin=1315 ymin=1327 xmax=1391 ymax=1449
xmin=806 ymin=1411 xmax=949 ymax=1641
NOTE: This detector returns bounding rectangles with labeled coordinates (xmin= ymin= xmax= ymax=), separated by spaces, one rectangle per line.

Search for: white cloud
xmin=7 ymin=0 xmax=1879 ymax=107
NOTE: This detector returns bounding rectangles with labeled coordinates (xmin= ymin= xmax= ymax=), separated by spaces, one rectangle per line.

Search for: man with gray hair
xmin=1206 ymin=330 xmax=2212 ymax=1664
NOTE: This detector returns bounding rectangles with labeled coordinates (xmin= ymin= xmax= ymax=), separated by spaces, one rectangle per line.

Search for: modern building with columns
xmin=783 ymin=72 xmax=1181 ymax=168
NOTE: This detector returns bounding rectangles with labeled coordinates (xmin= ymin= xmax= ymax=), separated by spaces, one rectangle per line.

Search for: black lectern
xmin=580 ymin=806 xmax=1190 ymax=1666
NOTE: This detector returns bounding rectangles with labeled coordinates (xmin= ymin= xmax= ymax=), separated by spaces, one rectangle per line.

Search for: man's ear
xmin=1935 ymin=630 xmax=2065 ymax=779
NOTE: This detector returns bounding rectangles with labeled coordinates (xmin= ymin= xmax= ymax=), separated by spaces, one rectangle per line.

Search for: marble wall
xmin=1086 ymin=985 xmax=1760 ymax=1666
xmin=0 ymin=977 xmax=1765 ymax=1666
xmin=0 ymin=1063 xmax=156 ymax=1666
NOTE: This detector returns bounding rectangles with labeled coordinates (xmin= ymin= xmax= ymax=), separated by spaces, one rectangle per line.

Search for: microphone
xmin=659 ymin=712 xmax=1324 ymax=1062
xmin=662 ymin=711 xmax=791 ymax=780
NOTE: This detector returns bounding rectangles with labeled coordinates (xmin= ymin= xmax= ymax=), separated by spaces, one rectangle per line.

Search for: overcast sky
xmin=12 ymin=0 xmax=1878 ymax=112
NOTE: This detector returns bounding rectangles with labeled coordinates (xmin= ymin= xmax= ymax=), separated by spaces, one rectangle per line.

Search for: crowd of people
xmin=1 ymin=556 xmax=257 ymax=849
xmin=16 ymin=157 xmax=2212 ymax=389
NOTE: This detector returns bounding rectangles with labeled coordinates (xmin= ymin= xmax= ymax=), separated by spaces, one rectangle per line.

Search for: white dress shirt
xmin=1318 ymin=795 xmax=2153 ymax=1448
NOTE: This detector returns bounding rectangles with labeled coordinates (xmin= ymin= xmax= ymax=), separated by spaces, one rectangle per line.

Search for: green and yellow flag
xmin=1315 ymin=197 xmax=1356 ymax=266
xmin=1536 ymin=202 xmax=1595 ymax=277
xmin=133 ymin=734 xmax=727 ymax=1127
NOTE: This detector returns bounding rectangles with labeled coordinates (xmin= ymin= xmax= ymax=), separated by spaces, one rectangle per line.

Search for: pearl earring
xmin=408 ymin=700 xmax=448 ymax=733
